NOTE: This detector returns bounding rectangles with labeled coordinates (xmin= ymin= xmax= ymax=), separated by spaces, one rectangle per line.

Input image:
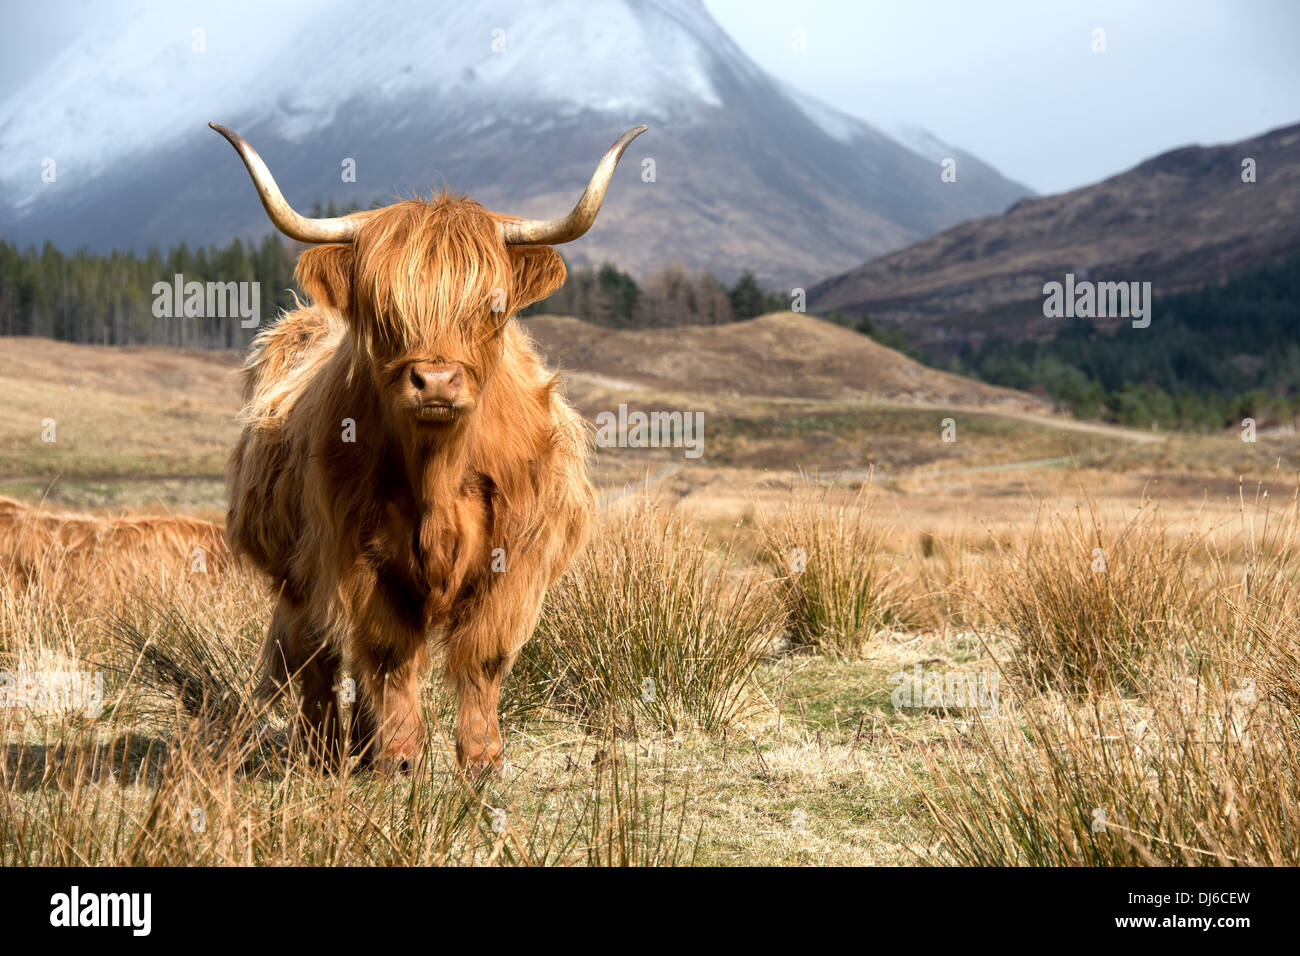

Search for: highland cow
xmin=0 ymin=496 xmax=228 ymax=598
xmin=213 ymin=122 xmax=645 ymax=776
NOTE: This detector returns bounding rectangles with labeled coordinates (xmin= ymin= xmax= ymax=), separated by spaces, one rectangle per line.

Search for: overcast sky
xmin=705 ymin=0 xmax=1300 ymax=192
xmin=4 ymin=1 xmax=1298 ymax=195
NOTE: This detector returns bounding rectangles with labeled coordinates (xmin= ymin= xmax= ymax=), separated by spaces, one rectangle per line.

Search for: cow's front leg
xmin=451 ymin=652 xmax=513 ymax=779
xmin=446 ymin=583 xmax=549 ymax=779
xmin=343 ymin=678 xmax=379 ymax=769
xmin=261 ymin=602 xmax=346 ymax=769
xmin=442 ymin=481 xmax=589 ymax=779
xmin=353 ymin=637 xmax=429 ymax=775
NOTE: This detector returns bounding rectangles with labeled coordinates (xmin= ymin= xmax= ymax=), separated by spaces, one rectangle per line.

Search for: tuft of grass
xmin=981 ymin=500 xmax=1203 ymax=695
xmin=902 ymin=670 xmax=1300 ymax=866
xmin=900 ymin=491 xmax=1300 ymax=866
xmin=513 ymin=498 xmax=783 ymax=736
xmin=759 ymin=477 xmax=898 ymax=658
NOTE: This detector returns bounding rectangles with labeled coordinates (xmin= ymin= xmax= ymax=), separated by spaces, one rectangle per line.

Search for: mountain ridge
xmin=0 ymin=0 xmax=1032 ymax=287
xmin=808 ymin=121 xmax=1300 ymax=356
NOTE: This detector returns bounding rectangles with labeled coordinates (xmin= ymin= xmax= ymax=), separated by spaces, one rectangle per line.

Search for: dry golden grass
xmin=4 ymin=479 xmax=1296 ymax=866
xmin=894 ymin=492 xmax=1300 ymax=866
xmin=980 ymin=499 xmax=1206 ymax=694
xmin=758 ymin=475 xmax=902 ymax=657
xmin=4 ymin=335 xmax=1300 ymax=865
xmin=515 ymin=499 xmax=784 ymax=735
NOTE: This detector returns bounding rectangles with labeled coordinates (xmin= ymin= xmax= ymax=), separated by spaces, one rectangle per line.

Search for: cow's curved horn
xmin=499 ymin=125 xmax=648 ymax=245
xmin=210 ymin=122 xmax=365 ymax=244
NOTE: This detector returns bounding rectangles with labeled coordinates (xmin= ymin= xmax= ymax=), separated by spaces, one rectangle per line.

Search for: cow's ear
xmin=295 ymin=243 xmax=354 ymax=314
xmin=508 ymin=246 xmax=566 ymax=312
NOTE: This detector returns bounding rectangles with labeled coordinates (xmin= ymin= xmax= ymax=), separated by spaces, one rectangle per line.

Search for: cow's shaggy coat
xmin=226 ymin=196 xmax=594 ymax=774
xmin=0 ymin=496 xmax=228 ymax=597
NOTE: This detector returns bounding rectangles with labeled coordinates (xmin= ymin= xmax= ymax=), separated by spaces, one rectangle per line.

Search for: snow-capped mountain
xmin=0 ymin=0 xmax=1032 ymax=286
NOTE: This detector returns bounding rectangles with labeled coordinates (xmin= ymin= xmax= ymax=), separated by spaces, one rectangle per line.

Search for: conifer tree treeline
xmin=0 ymin=229 xmax=792 ymax=348
xmin=0 ymin=236 xmax=297 ymax=349
xmin=953 ymin=251 xmax=1300 ymax=431
xmin=522 ymin=265 xmax=787 ymax=327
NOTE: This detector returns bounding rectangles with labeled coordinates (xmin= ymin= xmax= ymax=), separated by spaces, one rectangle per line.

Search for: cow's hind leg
xmin=295 ymin=641 xmax=345 ymax=769
xmin=258 ymin=595 xmax=345 ymax=768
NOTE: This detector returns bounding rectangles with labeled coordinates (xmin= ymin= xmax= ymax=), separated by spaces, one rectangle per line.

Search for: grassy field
xmin=2 ymin=330 xmax=1299 ymax=865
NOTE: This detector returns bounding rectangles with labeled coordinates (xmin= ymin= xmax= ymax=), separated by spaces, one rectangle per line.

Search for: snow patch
xmin=0 ymin=0 xmax=732 ymax=202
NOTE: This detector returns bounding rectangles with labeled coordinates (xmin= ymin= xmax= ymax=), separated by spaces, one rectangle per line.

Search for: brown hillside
xmin=1 ymin=316 xmax=1036 ymax=413
xmin=524 ymin=312 xmax=1042 ymax=410
xmin=0 ymin=337 xmax=242 ymax=502
xmin=0 ymin=316 xmax=1041 ymax=502
xmin=809 ymin=122 xmax=1300 ymax=357
xmin=0 ymin=337 xmax=241 ymax=406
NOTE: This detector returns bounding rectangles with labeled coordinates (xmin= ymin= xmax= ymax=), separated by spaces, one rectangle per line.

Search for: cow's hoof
xmin=373 ymin=753 xmax=417 ymax=776
xmin=459 ymin=752 xmax=504 ymax=782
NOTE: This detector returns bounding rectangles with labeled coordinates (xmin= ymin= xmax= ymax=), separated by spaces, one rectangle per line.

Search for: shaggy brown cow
xmin=214 ymin=122 xmax=644 ymax=776
xmin=0 ymin=496 xmax=228 ymax=598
